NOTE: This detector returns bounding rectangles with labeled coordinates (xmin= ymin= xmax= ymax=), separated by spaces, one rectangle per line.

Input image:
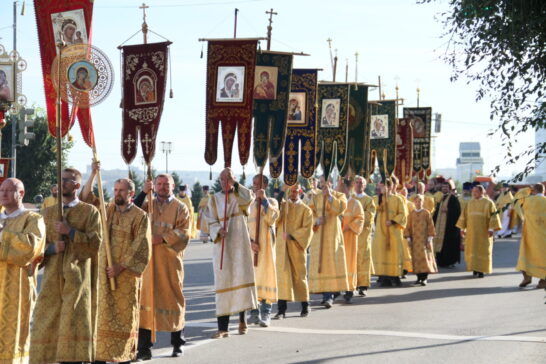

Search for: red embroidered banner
xmin=204 ymin=39 xmax=257 ymax=168
xmin=34 ymin=0 xmax=94 ymax=145
xmin=394 ymin=118 xmax=414 ymax=183
xmin=121 ymin=42 xmax=170 ymax=164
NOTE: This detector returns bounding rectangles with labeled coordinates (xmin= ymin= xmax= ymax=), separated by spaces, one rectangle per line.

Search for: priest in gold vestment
xmin=339 ymin=179 xmax=364 ymax=303
xmin=516 ymin=184 xmax=546 ymax=289
xmin=353 ymin=176 xmax=376 ymax=297
xmin=275 ymin=183 xmax=314 ymax=318
xmin=0 ymin=178 xmax=45 ymax=364
xmin=495 ymin=184 xmax=514 ymax=238
xmin=205 ymin=168 xmax=258 ymax=338
xmin=456 ymin=185 xmax=501 ymax=277
xmin=177 ymin=185 xmax=197 ymax=239
xmin=80 ymin=167 xmax=152 ymax=364
xmin=308 ymin=176 xmax=348 ymax=308
xmin=247 ymin=175 xmax=279 ymax=327
xmin=197 ymin=185 xmax=211 ymax=243
xmin=410 ymin=182 xmax=435 ymax=214
xmin=30 ymin=168 xmax=102 ymax=364
xmin=372 ymin=179 xmax=408 ymax=287
xmin=133 ymin=174 xmax=190 ymax=359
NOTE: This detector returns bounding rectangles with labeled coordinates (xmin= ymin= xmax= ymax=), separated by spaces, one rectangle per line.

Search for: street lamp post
xmin=161 ymin=141 xmax=172 ymax=173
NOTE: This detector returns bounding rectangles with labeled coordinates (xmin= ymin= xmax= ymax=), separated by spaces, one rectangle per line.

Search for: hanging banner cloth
xmin=369 ymin=99 xmax=397 ymax=182
xmin=339 ymin=84 xmax=370 ymax=178
xmin=121 ymin=41 xmax=171 ymax=164
xmin=34 ymin=0 xmax=95 ymax=145
xmin=252 ymin=51 xmax=293 ymax=169
xmin=270 ymin=68 xmax=319 ymax=185
xmin=315 ymin=83 xmax=350 ymax=180
xmin=204 ymin=39 xmax=258 ymax=168
xmin=394 ymin=117 xmax=414 ymax=183
xmin=403 ymin=107 xmax=432 ymax=178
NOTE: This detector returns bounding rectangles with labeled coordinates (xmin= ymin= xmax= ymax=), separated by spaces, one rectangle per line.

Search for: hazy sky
xmin=0 ymin=0 xmax=533 ymax=178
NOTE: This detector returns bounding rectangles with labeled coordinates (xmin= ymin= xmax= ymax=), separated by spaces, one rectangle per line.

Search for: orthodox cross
xmin=140 ymin=3 xmax=149 ymax=44
xmin=354 ymin=52 xmax=359 ymax=83
xmin=265 ymin=8 xmax=278 ymax=51
xmin=327 ymin=38 xmax=334 ymax=79
xmin=142 ymin=132 xmax=152 ymax=155
xmin=124 ymin=133 xmax=136 ymax=154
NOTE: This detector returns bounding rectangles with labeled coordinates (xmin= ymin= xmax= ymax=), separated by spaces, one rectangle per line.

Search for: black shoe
xmin=300 ymin=308 xmax=310 ymax=317
xmin=477 ymin=272 xmax=484 ymax=278
xmin=473 ymin=271 xmax=478 ymax=277
xmin=332 ymin=292 xmax=341 ymax=300
xmin=273 ymin=312 xmax=285 ymax=320
xmin=414 ymin=279 xmax=421 ymax=285
xmin=393 ymin=277 xmax=402 ymax=287
xmin=171 ymin=347 xmax=183 ymax=358
xmin=343 ymin=291 xmax=353 ymax=303
xmin=401 ymin=270 xmax=408 ymax=279
xmin=358 ymin=287 xmax=368 ymax=296
xmin=420 ymin=280 xmax=428 ymax=286
xmin=136 ymin=350 xmax=152 ymax=361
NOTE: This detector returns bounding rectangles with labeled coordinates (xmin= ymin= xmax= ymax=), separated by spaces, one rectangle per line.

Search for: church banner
xmin=340 ymin=85 xmax=369 ymax=178
xmin=315 ymin=83 xmax=350 ymax=180
xmin=394 ymin=117 xmax=414 ymax=183
xmin=403 ymin=107 xmax=432 ymax=176
xmin=270 ymin=69 xmax=318 ymax=185
xmin=369 ymin=99 xmax=397 ymax=181
xmin=121 ymin=42 xmax=170 ymax=164
xmin=34 ymin=0 xmax=94 ymax=143
xmin=252 ymin=51 xmax=293 ymax=168
xmin=205 ymin=39 xmax=257 ymax=168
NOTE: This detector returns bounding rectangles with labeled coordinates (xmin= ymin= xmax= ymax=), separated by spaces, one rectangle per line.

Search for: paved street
xmin=145 ymin=237 xmax=545 ymax=363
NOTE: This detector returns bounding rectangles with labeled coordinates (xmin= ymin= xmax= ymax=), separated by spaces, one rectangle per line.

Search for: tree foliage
xmin=1 ymin=112 xmax=73 ymax=202
xmin=423 ymin=0 xmax=546 ymax=181
xmin=191 ymin=180 xmax=203 ymax=208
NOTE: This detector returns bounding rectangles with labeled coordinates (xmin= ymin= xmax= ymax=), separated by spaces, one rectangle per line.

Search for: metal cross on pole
xmin=140 ymin=3 xmax=149 ymax=44
xmin=265 ymin=8 xmax=277 ymax=51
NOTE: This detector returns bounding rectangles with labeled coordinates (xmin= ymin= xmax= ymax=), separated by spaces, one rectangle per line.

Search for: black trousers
xmin=278 ymin=300 xmax=309 ymax=313
xmin=137 ymin=328 xmax=186 ymax=352
xmin=217 ymin=312 xmax=245 ymax=331
xmin=417 ymin=273 xmax=429 ymax=281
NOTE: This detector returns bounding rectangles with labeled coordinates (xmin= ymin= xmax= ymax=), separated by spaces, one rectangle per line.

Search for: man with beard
xmin=30 ymin=168 xmax=102 ymax=363
xmin=433 ymin=180 xmax=462 ymax=268
xmin=133 ymin=174 xmax=191 ymax=359
xmin=81 ymin=165 xmax=151 ymax=363
xmin=0 ymin=178 xmax=45 ymax=363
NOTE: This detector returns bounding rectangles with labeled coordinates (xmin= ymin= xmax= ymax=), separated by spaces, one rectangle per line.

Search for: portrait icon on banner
xmin=216 ymin=66 xmax=245 ymax=102
xmin=134 ymin=72 xmax=157 ymax=105
xmin=68 ymin=61 xmax=98 ymax=92
xmin=412 ymin=116 xmax=426 ymax=138
xmin=0 ymin=64 xmax=15 ymax=102
xmin=320 ymin=99 xmax=340 ymax=128
xmin=51 ymin=9 xmax=88 ymax=49
xmin=370 ymin=114 xmax=389 ymax=139
xmin=253 ymin=66 xmax=278 ymax=100
xmin=288 ymin=92 xmax=306 ymax=124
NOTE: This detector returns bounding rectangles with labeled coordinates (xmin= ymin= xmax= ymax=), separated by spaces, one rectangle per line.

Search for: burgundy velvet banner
xmin=394 ymin=118 xmax=414 ymax=183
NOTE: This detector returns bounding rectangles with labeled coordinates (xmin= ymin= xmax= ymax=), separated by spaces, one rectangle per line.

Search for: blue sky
xmin=0 ymin=0 xmax=533 ymax=178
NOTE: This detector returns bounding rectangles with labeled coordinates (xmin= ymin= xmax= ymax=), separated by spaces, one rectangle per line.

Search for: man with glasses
xmin=30 ymin=168 xmax=102 ymax=364
xmin=0 ymin=178 xmax=46 ymax=364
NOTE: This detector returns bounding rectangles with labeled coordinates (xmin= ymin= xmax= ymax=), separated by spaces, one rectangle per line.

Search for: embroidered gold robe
xmin=248 ymin=197 xmax=279 ymax=302
xmin=205 ymin=185 xmax=258 ymax=316
xmin=197 ymin=194 xmax=210 ymax=234
xmin=516 ymin=195 xmax=546 ymax=279
xmin=342 ymin=198 xmax=364 ymax=290
xmin=308 ymin=192 xmax=349 ymax=293
xmin=354 ymin=194 xmax=376 ymax=287
xmin=30 ymin=202 xmax=102 ymax=363
xmin=399 ymin=195 xmax=414 ymax=272
xmin=404 ymin=209 xmax=437 ymax=274
xmin=0 ymin=210 xmax=45 ymax=364
xmin=140 ymin=197 xmax=190 ymax=333
xmin=95 ymin=203 xmax=151 ymax=362
xmin=275 ymin=200 xmax=313 ymax=302
xmin=177 ymin=194 xmax=197 ymax=238
xmin=456 ymin=198 xmax=501 ymax=273
xmin=372 ymin=194 xmax=408 ymax=277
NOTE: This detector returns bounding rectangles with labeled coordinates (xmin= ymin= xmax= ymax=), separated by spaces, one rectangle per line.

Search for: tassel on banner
xmin=200 ymin=43 xmax=204 ymax=59
xmin=242 ymin=165 xmax=246 ymax=180
xmin=209 ymin=166 xmax=212 ymax=180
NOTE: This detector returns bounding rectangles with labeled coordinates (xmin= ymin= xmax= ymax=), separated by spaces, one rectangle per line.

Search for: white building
xmin=456 ymin=142 xmax=484 ymax=182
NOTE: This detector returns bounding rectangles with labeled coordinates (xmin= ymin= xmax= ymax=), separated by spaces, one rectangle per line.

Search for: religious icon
xmin=253 ymin=66 xmax=278 ymax=100
xmin=216 ymin=66 xmax=245 ymax=102
xmin=412 ymin=116 xmax=426 ymax=138
xmin=0 ymin=64 xmax=14 ymax=102
xmin=51 ymin=9 xmax=88 ymax=48
xmin=287 ymin=92 xmax=306 ymax=124
xmin=370 ymin=114 xmax=389 ymax=139
xmin=67 ymin=61 xmax=98 ymax=92
xmin=320 ymin=99 xmax=340 ymax=128
xmin=134 ymin=74 xmax=157 ymax=105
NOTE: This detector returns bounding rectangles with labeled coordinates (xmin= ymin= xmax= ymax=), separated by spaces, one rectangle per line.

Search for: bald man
xmin=0 ymin=178 xmax=46 ymax=364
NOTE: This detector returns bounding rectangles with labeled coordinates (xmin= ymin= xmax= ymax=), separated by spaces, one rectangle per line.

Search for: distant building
xmin=456 ymin=142 xmax=484 ymax=182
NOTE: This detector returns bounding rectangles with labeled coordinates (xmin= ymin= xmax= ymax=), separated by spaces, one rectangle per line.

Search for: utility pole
xmin=10 ymin=0 xmax=17 ymax=177
xmin=161 ymin=141 xmax=172 ymax=173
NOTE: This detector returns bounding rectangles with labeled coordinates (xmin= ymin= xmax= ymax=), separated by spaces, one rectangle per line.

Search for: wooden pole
xmin=55 ymin=35 xmax=64 ymax=227
xmin=220 ymin=184 xmax=229 ymax=270
xmin=253 ymin=167 xmax=265 ymax=267
xmin=317 ymin=193 xmax=326 ymax=274
xmin=234 ymin=8 xmax=239 ymax=38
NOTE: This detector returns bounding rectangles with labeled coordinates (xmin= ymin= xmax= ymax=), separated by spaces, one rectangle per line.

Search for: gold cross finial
xmin=266 ymin=8 xmax=277 ymax=24
xmin=327 ymin=38 xmax=332 ymax=48
xmin=139 ymin=3 xmax=149 ymax=22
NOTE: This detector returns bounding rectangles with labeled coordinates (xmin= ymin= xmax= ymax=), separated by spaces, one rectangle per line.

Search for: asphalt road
xmin=143 ymin=235 xmax=545 ymax=364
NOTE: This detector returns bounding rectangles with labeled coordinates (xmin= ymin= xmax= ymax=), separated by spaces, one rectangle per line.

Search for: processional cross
xmin=265 ymin=8 xmax=278 ymax=51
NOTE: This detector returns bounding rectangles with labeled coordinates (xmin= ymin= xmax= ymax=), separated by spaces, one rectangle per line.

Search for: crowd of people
xmin=0 ymin=165 xmax=544 ymax=363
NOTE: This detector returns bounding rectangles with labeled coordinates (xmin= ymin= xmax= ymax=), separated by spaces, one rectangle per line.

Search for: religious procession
xmin=0 ymin=1 xmax=544 ymax=363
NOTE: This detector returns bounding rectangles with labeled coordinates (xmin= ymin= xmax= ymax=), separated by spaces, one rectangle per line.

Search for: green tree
xmin=1 ymin=113 xmax=73 ymax=202
xmin=191 ymin=181 xmax=203 ymax=208
xmin=171 ymin=171 xmax=182 ymax=190
xmin=93 ymin=185 xmax=111 ymax=202
xmin=422 ymin=0 xmax=546 ymax=181
xmin=128 ymin=167 xmax=143 ymax=193
xmin=212 ymin=176 xmax=222 ymax=192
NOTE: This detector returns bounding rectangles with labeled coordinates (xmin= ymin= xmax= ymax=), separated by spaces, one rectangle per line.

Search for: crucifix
xmin=327 ymin=38 xmax=334 ymax=79
xmin=265 ymin=8 xmax=277 ymax=51
xmin=140 ymin=3 xmax=149 ymax=44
